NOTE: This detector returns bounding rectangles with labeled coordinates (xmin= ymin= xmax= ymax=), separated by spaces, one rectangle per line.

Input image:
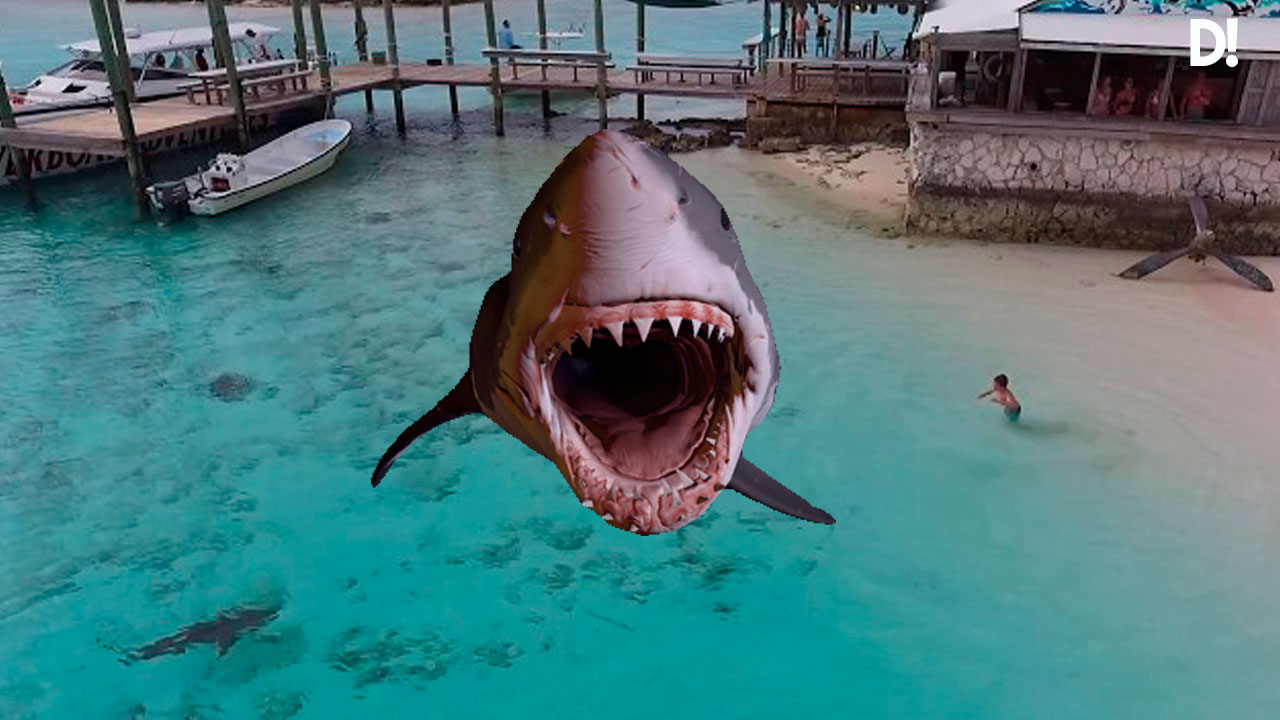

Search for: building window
xmin=1166 ymin=57 xmax=1247 ymax=122
xmin=1021 ymin=50 xmax=1095 ymax=114
xmin=1089 ymin=53 xmax=1170 ymax=119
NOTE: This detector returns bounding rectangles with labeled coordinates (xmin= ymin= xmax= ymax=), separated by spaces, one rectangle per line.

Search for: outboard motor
xmin=148 ymin=180 xmax=190 ymax=225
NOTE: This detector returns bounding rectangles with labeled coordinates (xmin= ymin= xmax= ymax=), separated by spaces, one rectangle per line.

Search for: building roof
xmin=914 ymin=0 xmax=1023 ymax=38
xmin=65 ymin=23 xmax=281 ymax=57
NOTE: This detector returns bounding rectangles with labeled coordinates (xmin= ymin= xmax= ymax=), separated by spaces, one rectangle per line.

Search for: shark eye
xmin=512 ymin=235 xmax=523 ymax=258
xmin=720 ymin=208 xmax=732 ymax=231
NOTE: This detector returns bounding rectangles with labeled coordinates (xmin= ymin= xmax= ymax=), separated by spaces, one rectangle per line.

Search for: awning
xmin=1021 ymin=15 xmax=1280 ymax=56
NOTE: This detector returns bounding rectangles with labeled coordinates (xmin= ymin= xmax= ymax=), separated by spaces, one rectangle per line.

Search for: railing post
xmin=290 ymin=0 xmax=309 ymax=69
xmin=0 ymin=62 xmax=37 ymax=208
xmin=384 ymin=0 xmax=405 ymax=133
xmin=482 ymin=0 xmax=504 ymax=136
xmin=206 ymin=0 xmax=249 ymax=148
xmin=635 ymin=0 xmax=645 ymax=122
xmin=442 ymin=0 xmax=459 ymax=118
xmin=104 ymin=0 xmax=135 ymax=102
xmin=593 ymin=0 xmax=607 ymax=129
xmin=308 ymin=0 xmax=332 ymax=89
xmin=88 ymin=0 xmax=148 ymax=218
xmin=537 ymin=0 xmax=552 ymax=119
xmin=354 ymin=0 xmax=373 ymax=112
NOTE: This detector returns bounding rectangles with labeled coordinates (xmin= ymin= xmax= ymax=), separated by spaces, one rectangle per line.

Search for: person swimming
xmin=978 ymin=373 xmax=1022 ymax=422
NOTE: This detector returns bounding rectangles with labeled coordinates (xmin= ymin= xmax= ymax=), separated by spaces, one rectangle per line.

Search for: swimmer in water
xmin=978 ymin=374 xmax=1022 ymax=422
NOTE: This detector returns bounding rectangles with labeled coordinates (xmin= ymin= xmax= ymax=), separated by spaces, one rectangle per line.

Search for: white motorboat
xmin=9 ymin=23 xmax=283 ymax=118
xmin=147 ymin=119 xmax=352 ymax=219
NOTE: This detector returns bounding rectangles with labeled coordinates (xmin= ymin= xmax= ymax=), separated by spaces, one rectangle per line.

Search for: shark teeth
xmin=604 ymin=320 xmax=626 ymax=346
xmin=667 ymin=316 xmax=682 ymax=335
xmin=634 ymin=317 xmax=654 ymax=343
xmin=578 ymin=327 xmax=593 ymax=348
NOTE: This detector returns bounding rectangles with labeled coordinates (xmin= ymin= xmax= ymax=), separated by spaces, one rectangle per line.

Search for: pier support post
xmin=593 ymin=0 xmax=607 ymax=129
xmin=105 ymin=0 xmax=135 ymax=102
xmin=843 ymin=5 xmax=853 ymax=58
xmin=442 ymin=0 xmax=459 ymax=119
xmin=635 ymin=0 xmax=645 ymax=122
xmin=537 ymin=0 xmax=552 ymax=120
xmin=760 ymin=0 xmax=770 ymax=77
xmin=290 ymin=0 xmax=309 ymax=69
xmin=207 ymin=0 xmax=249 ymax=148
xmin=482 ymin=0 xmax=504 ymax=136
xmin=354 ymin=0 xmax=373 ymax=112
xmin=0 ymin=63 xmax=37 ymax=208
xmin=383 ymin=0 xmax=406 ymax=134
xmin=778 ymin=1 xmax=787 ymax=59
xmin=89 ymin=0 xmax=147 ymax=217
xmin=309 ymin=0 xmax=332 ymax=89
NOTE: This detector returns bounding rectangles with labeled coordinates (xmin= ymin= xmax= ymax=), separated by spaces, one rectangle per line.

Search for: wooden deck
xmin=0 ymin=61 xmax=904 ymax=156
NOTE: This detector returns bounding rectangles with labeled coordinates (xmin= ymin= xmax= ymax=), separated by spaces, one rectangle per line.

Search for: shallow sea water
xmin=3 ymin=3 xmax=1280 ymax=719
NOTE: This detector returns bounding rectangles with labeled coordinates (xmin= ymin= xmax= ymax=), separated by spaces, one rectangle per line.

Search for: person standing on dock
xmin=815 ymin=13 xmax=829 ymax=57
xmin=498 ymin=20 xmax=522 ymax=50
xmin=195 ymin=48 xmax=210 ymax=72
xmin=792 ymin=10 xmax=809 ymax=58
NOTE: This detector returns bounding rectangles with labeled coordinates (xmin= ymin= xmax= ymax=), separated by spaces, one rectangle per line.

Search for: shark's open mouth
xmin=531 ymin=301 xmax=743 ymax=534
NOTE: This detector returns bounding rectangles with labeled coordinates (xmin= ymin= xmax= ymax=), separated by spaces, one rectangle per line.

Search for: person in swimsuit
xmin=1180 ymin=71 xmax=1212 ymax=121
xmin=1113 ymin=77 xmax=1138 ymax=116
xmin=1089 ymin=75 xmax=1114 ymax=116
xmin=978 ymin=374 xmax=1022 ymax=422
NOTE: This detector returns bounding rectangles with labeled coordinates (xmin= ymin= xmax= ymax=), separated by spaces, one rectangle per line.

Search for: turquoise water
xmin=4 ymin=3 xmax=1280 ymax=719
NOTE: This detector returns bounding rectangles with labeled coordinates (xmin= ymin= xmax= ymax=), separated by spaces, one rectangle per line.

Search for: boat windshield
xmin=46 ymin=57 xmax=144 ymax=82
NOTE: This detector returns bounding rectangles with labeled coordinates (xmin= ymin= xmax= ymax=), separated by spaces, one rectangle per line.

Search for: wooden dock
xmin=0 ymin=61 xmax=904 ymax=157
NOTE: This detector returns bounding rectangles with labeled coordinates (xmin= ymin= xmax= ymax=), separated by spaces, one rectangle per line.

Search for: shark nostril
xmin=630 ymin=174 xmax=641 ymax=190
xmin=677 ymin=189 xmax=690 ymax=206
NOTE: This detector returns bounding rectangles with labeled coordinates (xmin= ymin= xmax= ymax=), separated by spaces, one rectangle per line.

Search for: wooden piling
xmin=635 ymin=0 xmax=645 ymax=122
xmin=104 ymin=0 xmax=135 ymax=102
xmin=778 ymin=1 xmax=787 ymax=59
xmin=88 ymin=0 xmax=147 ymax=217
xmin=383 ymin=0 xmax=405 ymax=133
xmin=308 ymin=0 xmax=332 ymax=90
xmin=843 ymin=5 xmax=853 ymax=58
xmin=442 ymin=0 xmax=459 ymax=118
xmin=482 ymin=0 xmax=504 ymax=136
xmin=593 ymin=0 xmax=607 ymax=129
xmin=206 ymin=0 xmax=249 ymax=148
xmin=354 ymin=0 xmax=373 ymax=112
xmin=0 ymin=62 xmax=37 ymax=207
xmin=537 ymin=0 xmax=552 ymax=120
xmin=760 ymin=0 xmax=771 ymax=77
xmin=290 ymin=0 xmax=309 ymax=69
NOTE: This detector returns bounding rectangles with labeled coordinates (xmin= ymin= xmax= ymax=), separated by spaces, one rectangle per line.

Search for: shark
xmin=122 ymin=606 xmax=280 ymax=663
xmin=371 ymin=129 xmax=834 ymax=535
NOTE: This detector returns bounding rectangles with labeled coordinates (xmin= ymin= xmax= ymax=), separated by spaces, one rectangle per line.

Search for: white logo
xmin=1190 ymin=19 xmax=1239 ymax=68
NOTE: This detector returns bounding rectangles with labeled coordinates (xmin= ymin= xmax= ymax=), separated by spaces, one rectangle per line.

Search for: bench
xmin=631 ymin=54 xmax=749 ymax=86
xmin=481 ymin=48 xmax=611 ymax=82
xmin=234 ymin=70 xmax=312 ymax=101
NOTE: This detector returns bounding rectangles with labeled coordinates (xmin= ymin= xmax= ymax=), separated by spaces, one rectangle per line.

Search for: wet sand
xmin=763 ymin=143 xmax=911 ymax=230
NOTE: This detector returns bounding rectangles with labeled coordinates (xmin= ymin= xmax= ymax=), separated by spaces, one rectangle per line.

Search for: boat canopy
xmin=64 ymin=23 xmax=281 ymax=57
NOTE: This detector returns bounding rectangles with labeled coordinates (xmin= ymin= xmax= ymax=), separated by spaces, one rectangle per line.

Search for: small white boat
xmin=147 ymin=119 xmax=351 ymax=219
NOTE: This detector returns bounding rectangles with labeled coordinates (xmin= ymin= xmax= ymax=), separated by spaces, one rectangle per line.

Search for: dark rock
xmin=210 ymin=373 xmax=253 ymax=402
xmin=759 ymin=136 xmax=804 ymax=154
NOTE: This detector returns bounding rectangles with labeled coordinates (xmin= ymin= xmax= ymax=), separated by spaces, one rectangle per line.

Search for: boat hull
xmin=184 ymin=122 xmax=351 ymax=216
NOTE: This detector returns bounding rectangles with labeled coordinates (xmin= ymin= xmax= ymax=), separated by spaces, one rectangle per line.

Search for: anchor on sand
xmin=1117 ymin=196 xmax=1274 ymax=292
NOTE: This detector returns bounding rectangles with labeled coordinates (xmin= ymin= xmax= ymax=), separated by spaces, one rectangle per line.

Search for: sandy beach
xmin=762 ymin=143 xmax=911 ymax=231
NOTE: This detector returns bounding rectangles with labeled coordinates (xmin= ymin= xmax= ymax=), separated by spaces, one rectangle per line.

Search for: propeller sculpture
xmin=1118 ymin=196 xmax=1274 ymax=292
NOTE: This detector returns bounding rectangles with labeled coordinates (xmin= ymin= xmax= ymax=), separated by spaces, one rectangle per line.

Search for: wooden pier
xmin=0 ymin=0 xmax=921 ymax=216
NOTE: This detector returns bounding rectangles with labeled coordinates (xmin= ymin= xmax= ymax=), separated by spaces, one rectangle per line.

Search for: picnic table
xmin=481 ymin=48 xmax=612 ymax=82
xmin=180 ymin=59 xmax=305 ymax=105
xmin=629 ymin=54 xmax=749 ymax=86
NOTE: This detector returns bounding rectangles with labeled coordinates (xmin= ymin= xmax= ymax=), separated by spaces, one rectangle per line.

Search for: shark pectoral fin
xmin=371 ymin=371 xmax=481 ymax=487
xmin=728 ymin=458 xmax=835 ymax=525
